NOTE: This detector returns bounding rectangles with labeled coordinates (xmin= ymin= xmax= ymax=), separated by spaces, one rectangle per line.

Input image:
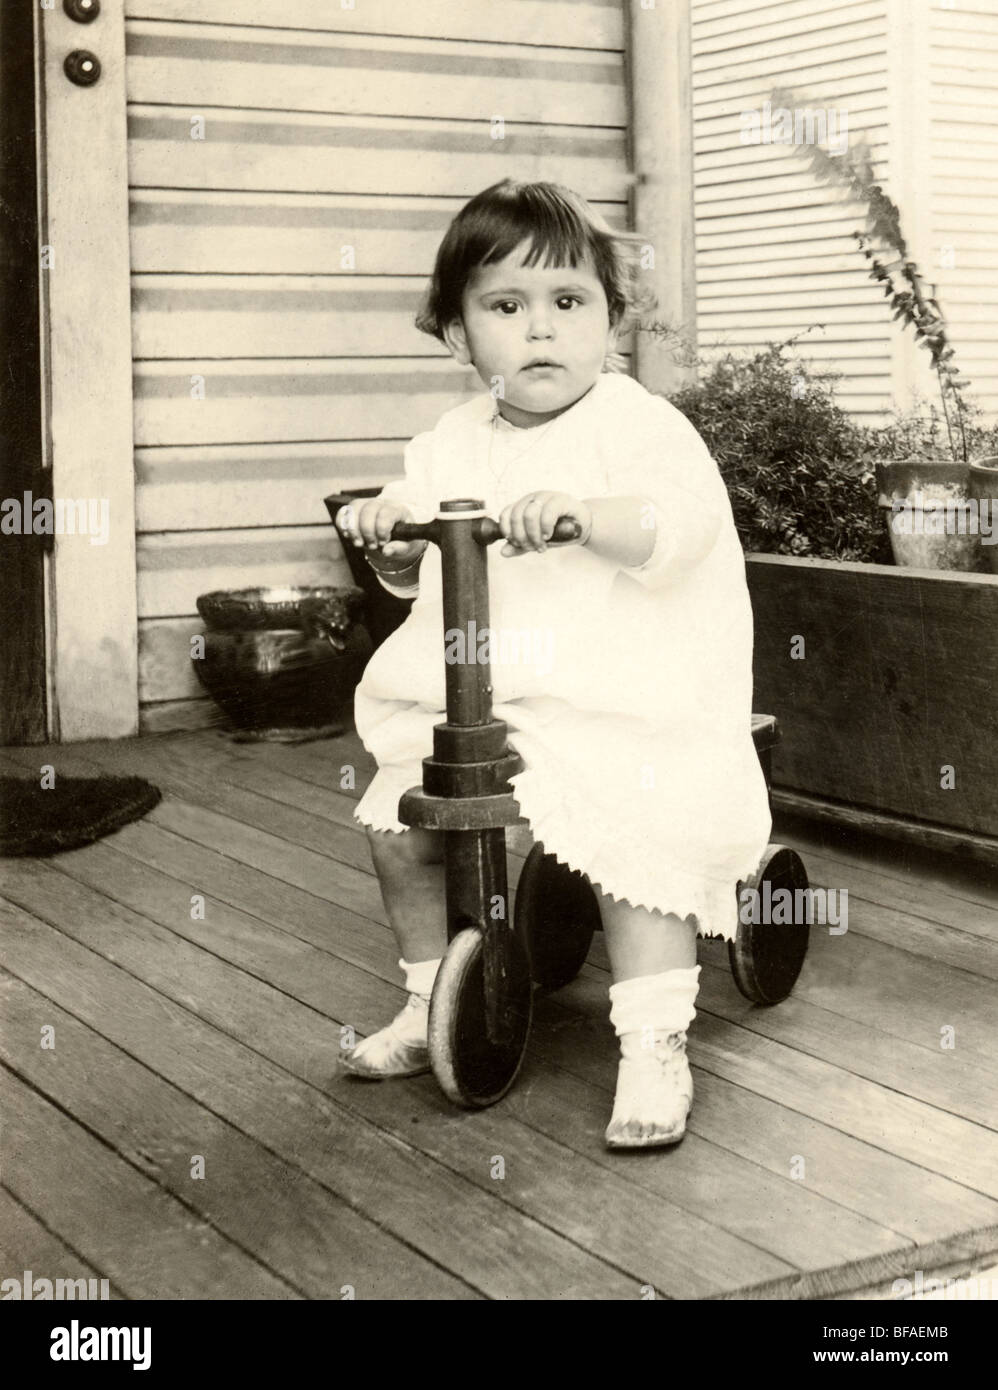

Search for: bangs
xmin=471 ymin=185 xmax=598 ymax=273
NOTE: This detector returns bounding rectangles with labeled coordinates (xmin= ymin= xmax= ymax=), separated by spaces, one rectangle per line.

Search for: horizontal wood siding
xmin=122 ymin=2 xmax=630 ymax=726
xmin=691 ymin=0 xmax=895 ymax=422
xmin=929 ymin=0 xmax=998 ymax=418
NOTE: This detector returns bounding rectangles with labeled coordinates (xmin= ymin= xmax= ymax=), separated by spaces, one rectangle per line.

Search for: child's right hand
xmin=336 ymin=499 xmax=425 ymax=562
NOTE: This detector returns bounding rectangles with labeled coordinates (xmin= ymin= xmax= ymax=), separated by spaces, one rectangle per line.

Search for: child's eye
xmin=492 ymin=300 xmax=520 ymax=315
xmin=556 ymin=295 xmax=583 ymax=310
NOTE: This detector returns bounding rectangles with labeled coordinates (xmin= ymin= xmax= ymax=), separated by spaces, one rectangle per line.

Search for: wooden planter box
xmin=746 ymin=555 xmax=998 ymax=862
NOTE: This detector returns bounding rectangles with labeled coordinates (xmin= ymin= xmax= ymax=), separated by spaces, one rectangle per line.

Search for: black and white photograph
xmin=1 ymin=0 xmax=996 ymax=1341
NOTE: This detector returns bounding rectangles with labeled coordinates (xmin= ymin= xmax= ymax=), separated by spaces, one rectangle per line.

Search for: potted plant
xmin=637 ymin=325 xmax=998 ymax=859
xmin=787 ymin=110 xmax=988 ymax=570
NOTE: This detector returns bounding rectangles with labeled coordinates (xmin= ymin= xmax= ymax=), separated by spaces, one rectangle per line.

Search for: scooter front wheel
xmin=428 ymin=926 xmax=533 ymax=1108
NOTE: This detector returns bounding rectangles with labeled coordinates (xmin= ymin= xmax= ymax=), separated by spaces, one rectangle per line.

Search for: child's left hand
xmin=498 ymin=491 xmax=593 ymax=557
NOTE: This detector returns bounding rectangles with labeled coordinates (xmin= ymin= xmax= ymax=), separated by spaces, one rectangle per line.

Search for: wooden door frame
xmin=626 ymin=0 xmax=698 ymax=396
xmin=0 ymin=0 xmax=48 ymax=743
xmin=38 ymin=0 xmax=138 ymax=740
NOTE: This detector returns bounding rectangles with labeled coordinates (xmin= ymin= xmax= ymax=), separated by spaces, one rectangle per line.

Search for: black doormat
xmin=0 ymin=776 xmax=162 ymax=857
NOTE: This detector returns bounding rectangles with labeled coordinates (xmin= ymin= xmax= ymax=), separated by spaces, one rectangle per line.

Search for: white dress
xmin=351 ymin=370 xmax=772 ymax=941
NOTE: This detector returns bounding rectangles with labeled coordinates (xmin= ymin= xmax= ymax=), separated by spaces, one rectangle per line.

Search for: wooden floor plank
xmin=18 ymin=737 xmax=374 ymax=876
xmin=0 ymin=873 xmax=793 ymax=1297
xmin=40 ymin=817 xmax=998 ymax=1178
xmin=13 ymin=761 xmax=995 ymax=1251
xmin=0 ymin=1066 xmax=297 ymax=1300
xmin=0 ymin=971 xmax=476 ymax=1302
xmin=4 ymin=728 xmax=996 ymax=1298
xmin=775 ymin=809 xmax=998 ymax=915
xmin=18 ymin=834 xmax=921 ymax=1275
xmin=696 ymin=961 xmax=998 ymax=1132
xmin=691 ymin=1012 xmax=997 ymax=1199
xmin=75 ymin=735 xmax=998 ymax=982
xmin=0 ymin=1187 xmax=125 ymax=1301
xmin=0 ymin=896 xmax=705 ymax=1299
xmin=55 ymin=739 xmax=998 ymax=1069
xmin=13 ymin=845 xmax=984 ymax=1273
xmin=524 ymin=989 xmax=998 ymax=1243
xmin=33 ymin=755 xmax=996 ymax=1124
xmin=792 ymin=833 xmax=998 ymax=923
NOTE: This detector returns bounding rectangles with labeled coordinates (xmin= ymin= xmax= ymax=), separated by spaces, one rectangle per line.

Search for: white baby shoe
xmin=604 ymin=965 xmax=700 ymax=1150
xmin=605 ymin=1028 xmax=694 ymax=1149
xmin=339 ymin=955 xmax=441 ymax=1080
xmin=339 ymin=992 xmax=432 ymax=1079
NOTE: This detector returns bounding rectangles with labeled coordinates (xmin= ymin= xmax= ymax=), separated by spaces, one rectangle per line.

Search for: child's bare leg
xmin=366 ymin=826 xmax=448 ymax=962
xmin=339 ymin=826 xmax=447 ymax=1079
xmin=599 ymin=897 xmax=697 ymax=981
xmin=598 ymin=892 xmax=700 ymax=1149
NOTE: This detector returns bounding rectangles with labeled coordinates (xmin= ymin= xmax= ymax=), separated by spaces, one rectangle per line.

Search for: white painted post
xmin=886 ymin=0 xmax=935 ymax=415
xmin=38 ymin=0 xmax=138 ymax=739
xmin=626 ymin=0 xmax=698 ymax=395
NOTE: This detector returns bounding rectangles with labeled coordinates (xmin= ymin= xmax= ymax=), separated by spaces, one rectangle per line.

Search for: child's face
xmin=443 ymin=241 xmax=618 ymax=427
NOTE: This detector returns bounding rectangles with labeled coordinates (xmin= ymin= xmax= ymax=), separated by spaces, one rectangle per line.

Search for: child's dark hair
xmin=415 ymin=179 xmax=656 ymax=342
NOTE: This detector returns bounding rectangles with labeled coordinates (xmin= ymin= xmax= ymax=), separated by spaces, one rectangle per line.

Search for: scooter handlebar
xmin=391 ymin=515 xmax=582 ymax=547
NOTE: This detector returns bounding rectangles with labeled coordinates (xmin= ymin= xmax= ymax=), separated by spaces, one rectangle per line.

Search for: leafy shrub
xmin=662 ymin=339 xmax=892 ymax=563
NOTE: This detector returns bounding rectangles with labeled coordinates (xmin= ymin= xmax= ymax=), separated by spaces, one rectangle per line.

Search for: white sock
xmin=399 ymin=955 xmax=442 ymax=999
xmin=607 ymin=966 xmax=701 ymax=1058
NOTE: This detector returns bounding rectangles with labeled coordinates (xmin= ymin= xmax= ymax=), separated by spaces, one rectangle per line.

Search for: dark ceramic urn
xmin=194 ymin=586 xmax=373 ymax=741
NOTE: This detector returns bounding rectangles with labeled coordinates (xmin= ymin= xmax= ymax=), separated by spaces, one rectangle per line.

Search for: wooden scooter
xmin=385 ymin=498 xmax=810 ymax=1110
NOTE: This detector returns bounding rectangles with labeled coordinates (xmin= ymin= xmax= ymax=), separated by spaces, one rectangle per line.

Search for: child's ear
xmin=442 ymin=317 xmax=473 ymax=366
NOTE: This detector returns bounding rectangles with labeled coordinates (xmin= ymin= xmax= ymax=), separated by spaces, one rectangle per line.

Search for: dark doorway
xmin=0 ymin=0 xmax=47 ymax=743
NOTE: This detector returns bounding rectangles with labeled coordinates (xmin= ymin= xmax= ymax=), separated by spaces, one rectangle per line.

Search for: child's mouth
xmin=523 ymin=361 xmax=562 ymax=373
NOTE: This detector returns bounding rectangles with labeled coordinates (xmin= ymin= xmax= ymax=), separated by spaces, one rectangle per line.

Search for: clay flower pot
xmin=969 ymin=456 xmax=998 ymax=575
xmin=876 ymin=460 xmax=989 ymax=571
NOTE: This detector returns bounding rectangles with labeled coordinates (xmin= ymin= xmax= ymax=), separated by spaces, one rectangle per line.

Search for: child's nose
xmin=527 ymin=310 xmax=554 ymax=339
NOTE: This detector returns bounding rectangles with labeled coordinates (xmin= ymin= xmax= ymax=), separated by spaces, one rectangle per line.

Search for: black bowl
xmin=196 ymin=585 xmax=365 ymax=633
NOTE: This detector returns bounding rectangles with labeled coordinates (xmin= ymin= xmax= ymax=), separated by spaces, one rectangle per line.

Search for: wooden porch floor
xmin=2 ymin=726 xmax=997 ymax=1301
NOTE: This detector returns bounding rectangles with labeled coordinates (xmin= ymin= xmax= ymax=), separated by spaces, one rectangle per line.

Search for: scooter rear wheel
xmin=514 ymin=844 xmax=602 ymax=989
xmin=729 ymin=844 xmax=811 ymax=1005
xmin=428 ymin=925 xmax=533 ymax=1108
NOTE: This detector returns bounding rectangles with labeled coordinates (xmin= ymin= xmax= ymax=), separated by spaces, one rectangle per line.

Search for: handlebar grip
xmin=549 ymin=517 xmax=584 ymax=543
xmin=388 ymin=514 xmax=583 ymax=547
xmin=390 ymin=520 xmax=437 ymax=544
xmin=475 ymin=515 xmax=582 ymax=546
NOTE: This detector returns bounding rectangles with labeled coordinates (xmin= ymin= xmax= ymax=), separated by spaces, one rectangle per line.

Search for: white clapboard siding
xmin=127 ymin=108 xmax=628 ymax=200
xmin=124 ymin=23 xmax=625 ymax=126
xmin=133 ymin=358 xmax=485 ymax=448
xmin=124 ymin=5 xmax=631 ymax=724
xmin=128 ymin=192 xmax=628 ymax=275
xmin=137 ymin=527 xmax=343 ymax=618
xmin=929 ymin=1 xmax=998 ymax=422
xmin=135 ymin=441 xmax=412 ymax=533
xmin=691 ymin=0 xmax=895 ymax=424
xmin=121 ymin=0 xmax=623 ymax=50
